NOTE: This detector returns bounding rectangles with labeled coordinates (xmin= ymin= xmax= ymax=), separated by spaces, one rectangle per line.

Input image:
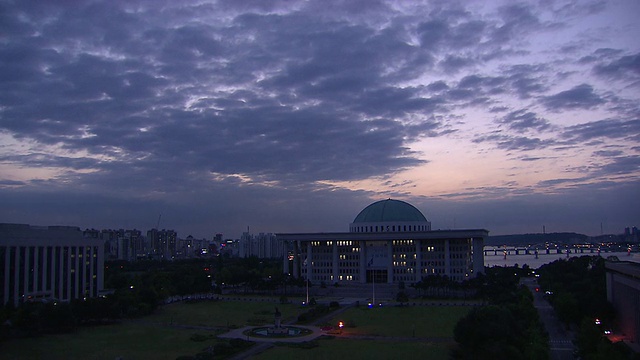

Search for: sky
xmin=1 ymin=0 xmax=639 ymax=239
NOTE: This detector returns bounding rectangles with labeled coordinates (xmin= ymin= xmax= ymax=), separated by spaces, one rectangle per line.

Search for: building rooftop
xmin=352 ymin=199 xmax=428 ymax=223
xmin=605 ymin=261 xmax=640 ymax=280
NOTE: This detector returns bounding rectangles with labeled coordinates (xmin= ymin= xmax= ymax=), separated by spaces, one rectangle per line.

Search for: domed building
xmin=349 ymin=199 xmax=431 ymax=233
xmin=278 ymin=199 xmax=487 ymax=285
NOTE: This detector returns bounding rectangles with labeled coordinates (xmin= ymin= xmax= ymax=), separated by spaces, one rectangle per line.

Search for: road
xmin=522 ymin=278 xmax=575 ymax=360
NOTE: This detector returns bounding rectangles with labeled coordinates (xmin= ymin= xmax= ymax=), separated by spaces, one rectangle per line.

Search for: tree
xmin=575 ymin=317 xmax=602 ymax=358
xmin=553 ymin=292 xmax=580 ymax=327
xmin=454 ymin=306 xmax=523 ymax=359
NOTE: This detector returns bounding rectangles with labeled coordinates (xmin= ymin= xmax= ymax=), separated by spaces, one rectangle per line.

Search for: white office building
xmin=279 ymin=199 xmax=487 ymax=285
xmin=0 ymin=224 xmax=104 ymax=306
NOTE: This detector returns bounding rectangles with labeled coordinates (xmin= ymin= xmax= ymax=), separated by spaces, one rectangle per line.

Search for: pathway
xmin=522 ymin=277 xmax=576 ymax=360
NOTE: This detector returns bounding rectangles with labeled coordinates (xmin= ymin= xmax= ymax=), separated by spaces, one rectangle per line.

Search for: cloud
xmin=541 ymin=84 xmax=605 ymax=110
xmin=472 ymin=133 xmax=554 ymax=151
xmin=593 ymin=150 xmax=623 ymax=157
xmin=595 ymin=155 xmax=640 ymax=176
xmin=503 ymin=64 xmax=548 ymax=99
xmin=424 ymin=180 xmax=639 ymax=235
xmin=561 ymin=119 xmax=640 ymax=142
xmin=0 ymin=180 xmax=26 ymax=187
xmin=593 ymin=52 xmax=640 ymax=78
xmin=498 ymin=109 xmax=551 ymax=132
xmin=0 ymin=0 xmax=638 ymax=238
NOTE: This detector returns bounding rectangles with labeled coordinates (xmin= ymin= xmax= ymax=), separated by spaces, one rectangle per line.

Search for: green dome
xmin=353 ymin=199 xmax=427 ymax=223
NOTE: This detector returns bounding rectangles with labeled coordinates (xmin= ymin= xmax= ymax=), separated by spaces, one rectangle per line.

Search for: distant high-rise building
xmin=99 ymin=229 xmax=120 ymax=259
xmin=239 ymin=232 xmax=281 ymax=259
xmin=220 ymin=239 xmax=237 ymax=257
xmin=146 ymin=229 xmax=177 ymax=259
xmin=88 ymin=229 xmax=143 ymax=261
xmin=126 ymin=229 xmax=144 ymax=259
xmin=1 ymin=223 xmax=105 ymax=306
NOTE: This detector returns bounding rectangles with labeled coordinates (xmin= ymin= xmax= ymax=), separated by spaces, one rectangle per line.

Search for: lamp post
xmin=306 ymin=277 xmax=309 ymax=305
xmin=367 ymin=256 xmax=375 ymax=307
xmin=372 ymin=268 xmax=375 ymax=306
xmin=304 ymin=257 xmax=309 ymax=305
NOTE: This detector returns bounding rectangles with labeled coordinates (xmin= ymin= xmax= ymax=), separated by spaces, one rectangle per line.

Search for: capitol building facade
xmin=278 ymin=199 xmax=487 ymax=285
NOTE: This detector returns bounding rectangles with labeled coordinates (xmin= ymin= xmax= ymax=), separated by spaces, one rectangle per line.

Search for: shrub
xmin=297 ymin=313 xmax=308 ymax=322
xmin=189 ymin=333 xmax=214 ymax=342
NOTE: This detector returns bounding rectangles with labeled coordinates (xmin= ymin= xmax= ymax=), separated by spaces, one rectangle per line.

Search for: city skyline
xmin=1 ymin=0 xmax=639 ymax=239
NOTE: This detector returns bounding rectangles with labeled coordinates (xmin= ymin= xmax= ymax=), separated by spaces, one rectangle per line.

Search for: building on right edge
xmin=605 ymin=261 xmax=640 ymax=345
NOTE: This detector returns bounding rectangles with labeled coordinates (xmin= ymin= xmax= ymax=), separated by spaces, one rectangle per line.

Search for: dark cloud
xmin=492 ymin=4 xmax=541 ymax=44
xmin=499 ymin=109 xmax=551 ymax=132
xmin=427 ymin=80 xmax=449 ymax=92
xmin=593 ymin=150 xmax=623 ymax=157
xmin=595 ymin=156 xmax=640 ymax=176
xmin=593 ymin=52 xmax=640 ymax=80
xmin=0 ymin=0 xmax=638 ymax=237
xmin=579 ymin=48 xmax=624 ymax=64
xmin=489 ymin=106 xmax=510 ymax=113
xmin=562 ymin=119 xmax=640 ymax=142
xmin=0 ymin=180 xmax=25 ymax=186
xmin=503 ymin=64 xmax=548 ymax=99
xmin=520 ymin=156 xmax=543 ymax=162
xmin=541 ymin=84 xmax=605 ymax=110
xmin=472 ymin=133 xmax=554 ymax=151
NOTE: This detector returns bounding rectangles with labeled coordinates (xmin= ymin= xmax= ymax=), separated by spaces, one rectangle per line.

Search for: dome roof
xmin=352 ymin=199 xmax=427 ymax=223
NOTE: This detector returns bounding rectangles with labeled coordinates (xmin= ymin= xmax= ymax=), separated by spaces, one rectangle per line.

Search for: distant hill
xmin=486 ymin=232 xmax=590 ymax=247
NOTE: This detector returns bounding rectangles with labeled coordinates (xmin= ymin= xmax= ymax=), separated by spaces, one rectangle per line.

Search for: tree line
xmin=537 ymin=256 xmax=638 ymax=360
xmin=0 ymin=256 xmax=285 ymax=341
xmin=451 ymin=265 xmax=549 ymax=360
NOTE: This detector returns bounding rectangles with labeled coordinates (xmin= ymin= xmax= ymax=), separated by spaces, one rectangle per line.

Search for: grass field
xmin=252 ymin=305 xmax=471 ymax=360
xmin=254 ymin=338 xmax=453 ymax=360
xmin=0 ymin=300 xmax=469 ymax=360
xmin=2 ymin=322 xmax=212 ymax=360
xmin=327 ymin=305 xmax=471 ymax=338
xmin=149 ymin=298 xmax=304 ymax=327
xmin=1 ymin=299 xmax=304 ymax=360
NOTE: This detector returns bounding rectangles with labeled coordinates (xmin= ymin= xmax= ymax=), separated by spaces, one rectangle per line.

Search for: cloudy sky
xmin=1 ymin=0 xmax=639 ymax=239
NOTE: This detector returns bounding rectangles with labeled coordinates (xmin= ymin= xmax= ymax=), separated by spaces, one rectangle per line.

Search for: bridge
xmin=483 ymin=245 xmax=624 ymax=257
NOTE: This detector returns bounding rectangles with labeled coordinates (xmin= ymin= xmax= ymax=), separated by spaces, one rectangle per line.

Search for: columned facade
xmin=280 ymin=229 xmax=487 ymax=285
xmin=0 ymin=224 xmax=104 ymax=306
xmin=279 ymin=199 xmax=487 ymax=287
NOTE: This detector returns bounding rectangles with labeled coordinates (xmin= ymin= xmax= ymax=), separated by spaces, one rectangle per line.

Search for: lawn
xmin=1 ymin=299 xmax=307 ymax=360
xmin=254 ymin=338 xmax=453 ymax=360
xmin=1 ymin=301 xmax=469 ymax=360
xmin=1 ymin=322 xmax=213 ymax=360
xmin=253 ymin=305 xmax=472 ymax=360
xmin=327 ymin=305 xmax=472 ymax=338
xmin=149 ymin=298 xmax=304 ymax=328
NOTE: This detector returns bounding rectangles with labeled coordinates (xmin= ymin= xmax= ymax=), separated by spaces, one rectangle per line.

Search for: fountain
xmin=267 ymin=307 xmax=288 ymax=335
xmin=245 ymin=307 xmax=311 ymax=338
